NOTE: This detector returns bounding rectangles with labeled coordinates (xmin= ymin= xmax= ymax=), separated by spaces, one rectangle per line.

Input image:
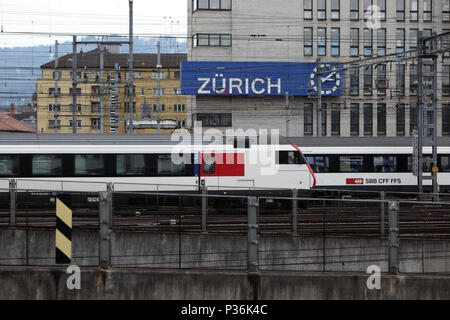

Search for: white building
xmin=186 ymin=0 xmax=450 ymax=137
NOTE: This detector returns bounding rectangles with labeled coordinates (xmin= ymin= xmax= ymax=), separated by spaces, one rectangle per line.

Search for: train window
xmin=0 ymin=155 xmax=19 ymax=176
xmin=32 ymin=155 xmax=63 ymax=176
xmin=203 ymin=155 xmax=216 ymax=174
xmin=279 ymin=151 xmax=306 ymax=165
xmin=306 ymin=156 xmax=330 ymax=173
xmin=340 ymin=156 xmax=364 ymax=172
xmin=116 ymin=154 xmax=145 ymax=175
xmin=158 ymin=155 xmax=185 ymax=175
xmin=75 ymin=155 xmax=105 ymax=176
xmin=407 ymin=155 xmax=433 ymax=172
xmin=374 ymin=156 xmax=397 ymax=172
xmin=440 ymin=156 xmax=450 ymax=172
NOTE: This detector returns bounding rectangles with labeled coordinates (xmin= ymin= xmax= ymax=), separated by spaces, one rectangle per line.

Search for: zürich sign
xmin=180 ymin=61 xmax=343 ymax=97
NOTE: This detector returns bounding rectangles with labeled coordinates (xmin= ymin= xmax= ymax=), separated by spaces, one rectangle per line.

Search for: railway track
xmin=1 ymin=203 xmax=450 ymax=238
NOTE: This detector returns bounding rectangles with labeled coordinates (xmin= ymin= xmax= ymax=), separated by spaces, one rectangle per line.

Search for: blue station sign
xmin=181 ymin=61 xmax=343 ymax=97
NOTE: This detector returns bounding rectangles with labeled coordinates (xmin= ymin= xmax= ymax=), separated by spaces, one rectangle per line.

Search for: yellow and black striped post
xmin=56 ymin=198 xmax=72 ymax=264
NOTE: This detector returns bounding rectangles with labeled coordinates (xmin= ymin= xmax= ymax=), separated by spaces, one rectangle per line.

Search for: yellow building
xmin=37 ymin=48 xmax=187 ymax=134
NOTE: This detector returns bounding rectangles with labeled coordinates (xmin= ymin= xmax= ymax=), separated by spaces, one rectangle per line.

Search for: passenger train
xmin=291 ymin=137 xmax=450 ymax=193
xmin=0 ymin=134 xmax=314 ymax=207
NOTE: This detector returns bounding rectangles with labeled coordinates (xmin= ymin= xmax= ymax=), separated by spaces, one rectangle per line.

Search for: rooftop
xmin=41 ymin=48 xmax=187 ymax=70
xmin=0 ymin=113 xmax=36 ymax=133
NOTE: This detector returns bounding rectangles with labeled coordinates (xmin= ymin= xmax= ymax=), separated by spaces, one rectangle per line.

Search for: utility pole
xmin=128 ymin=0 xmax=134 ymax=134
xmin=316 ymin=58 xmax=322 ymax=137
xmin=54 ymin=40 xmax=59 ymax=134
xmin=285 ymin=91 xmax=289 ymax=137
xmin=157 ymin=40 xmax=162 ymax=134
xmin=99 ymin=45 xmax=104 ymax=134
xmin=72 ymin=35 xmax=77 ymax=134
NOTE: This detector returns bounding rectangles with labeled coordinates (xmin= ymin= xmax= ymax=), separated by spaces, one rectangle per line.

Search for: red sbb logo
xmin=346 ymin=178 xmax=364 ymax=185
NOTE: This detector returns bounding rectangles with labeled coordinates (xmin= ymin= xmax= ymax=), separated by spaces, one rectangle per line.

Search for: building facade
xmin=186 ymin=0 xmax=450 ymax=137
xmin=37 ymin=49 xmax=187 ymax=134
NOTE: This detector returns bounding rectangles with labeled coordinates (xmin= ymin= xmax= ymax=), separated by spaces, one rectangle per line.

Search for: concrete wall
xmin=2 ymin=267 xmax=450 ymax=300
xmin=2 ymin=227 xmax=450 ymax=274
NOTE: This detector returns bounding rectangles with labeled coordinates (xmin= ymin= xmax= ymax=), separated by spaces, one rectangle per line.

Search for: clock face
xmin=309 ymin=63 xmax=341 ymax=95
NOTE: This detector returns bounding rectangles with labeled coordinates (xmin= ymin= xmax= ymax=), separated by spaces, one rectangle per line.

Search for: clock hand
xmin=321 ymin=72 xmax=336 ymax=82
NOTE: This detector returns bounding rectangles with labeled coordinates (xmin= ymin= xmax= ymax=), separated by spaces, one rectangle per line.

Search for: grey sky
xmin=0 ymin=0 xmax=187 ymax=47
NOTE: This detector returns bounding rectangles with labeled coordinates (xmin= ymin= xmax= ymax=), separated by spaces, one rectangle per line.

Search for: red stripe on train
xmin=291 ymin=144 xmax=316 ymax=188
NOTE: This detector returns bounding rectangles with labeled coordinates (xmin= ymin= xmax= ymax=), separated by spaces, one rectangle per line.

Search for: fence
xmin=1 ymin=179 xmax=450 ymax=274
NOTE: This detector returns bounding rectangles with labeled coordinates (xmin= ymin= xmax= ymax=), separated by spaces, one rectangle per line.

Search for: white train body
xmin=0 ymin=134 xmax=315 ymax=195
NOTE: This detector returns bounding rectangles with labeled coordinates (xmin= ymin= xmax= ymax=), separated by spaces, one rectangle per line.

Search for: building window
xmin=377 ymin=28 xmax=386 ymax=56
xmin=445 ymin=0 xmax=450 ymax=22
xmin=197 ymin=113 xmax=232 ymax=127
xmin=48 ymin=104 xmax=61 ymax=112
xmin=193 ymin=0 xmax=231 ymax=11
xmin=423 ymin=29 xmax=432 ymax=38
xmin=174 ymin=104 xmax=186 ymax=112
xmin=331 ymin=28 xmax=340 ymax=57
xmin=396 ymin=104 xmax=406 ymax=135
xmin=378 ymin=0 xmax=386 ymax=20
xmin=350 ymin=103 xmax=360 ymax=136
xmin=91 ymin=118 xmax=100 ymax=129
xmin=48 ymin=88 xmax=61 ymax=96
xmin=152 ymin=88 xmax=166 ymax=96
xmin=304 ymin=103 xmax=313 ymax=135
xmin=377 ymin=64 xmax=386 ymax=96
xmin=173 ymin=88 xmax=182 ymax=96
xmin=397 ymin=64 xmax=406 ymax=98
xmin=317 ymin=28 xmax=326 ymax=56
xmin=396 ymin=29 xmax=405 ymax=53
xmin=331 ymin=0 xmax=340 ymax=20
xmin=410 ymin=29 xmax=418 ymax=50
xmin=304 ymin=0 xmax=313 ymax=19
xmin=140 ymin=88 xmax=145 ymax=96
xmin=364 ymin=66 xmax=373 ymax=96
xmin=331 ymin=103 xmax=340 ymax=135
xmin=351 ymin=0 xmax=359 ymax=20
xmin=396 ymin=0 xmax=405 ymax=21
xmin=69 ymin=120 xmax=82 ymax=128
xmin=125 ymin=102 xmax=137 ymax=113
xmin=410 ymin=64 xmax=418 ymax=96
xmin=364 ymin=28 xmax=373 ymax=56
xmin=48 ymin=120 xmax=61 ymax=128
xmin=443 ymin=65 xmax=450 ymax=96
xmin=424 ymin=0 xmax=432 ymax=22
xmin=152 ymin=72 xmax=166 ymax=80
xmin=364 ymin=103 xmax=373 ymax=135
xmin=53 ymin=71 xmax=61 ymax=80
xmin=193 ymin=34 xmax=231 ymax=47
xmin=91 ymin=102 xmax=100 ymax=113
xmin=177 ymin=120 xmax=186 ymax=128
xmin=69 ymin=104 xmax=82 ymax=112
xmin=304 ymin=27 xmax=313 ymax=56
xmin=141 ymin=104 xmax=152 ymax=117
xmin=350 ymin=28 xmax=359 ymax=57
xmin=318 ymin=0 xmax=326 ymax=20
xmin=443 ymin=104 xmax=450 ymax=135
xmin=364 ymin=0 xmax=373 ymax=20
xmin=350 ymin=67 xmax=359 ymax=96
xmin=70 ymin=71 xmax=81 ymax=80
xmin=377 ymin=103 xmax=386 ymax=135
xmin=69 ymin=88 xmax=81 ymax=95
xmin=410 ymin=0 xmax=418 ymax=21
xmin=153 ymin=104 xmax=165 ymax=112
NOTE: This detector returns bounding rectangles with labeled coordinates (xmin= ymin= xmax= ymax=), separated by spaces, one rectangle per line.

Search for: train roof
xmin=289 ymin=137 xmax=450 ymax=148
xmin=0 ymin=133 xmax=293 ymax=146
xmin=2 ymin=134 xmax=450 ymax=148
